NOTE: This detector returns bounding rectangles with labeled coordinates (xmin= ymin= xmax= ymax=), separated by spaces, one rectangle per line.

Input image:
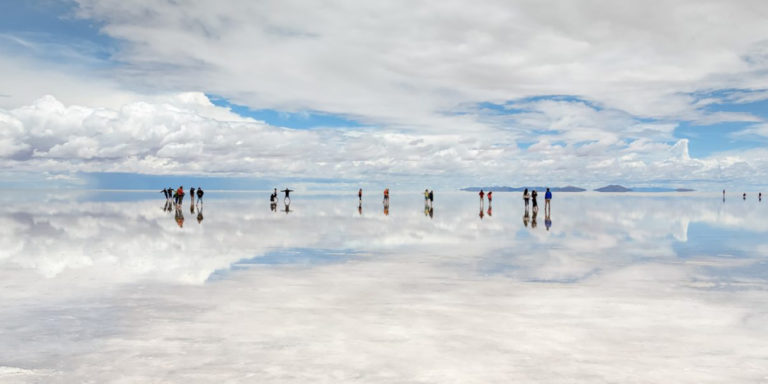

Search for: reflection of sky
xmin=1 ymin=191 xmax=767 ymax=382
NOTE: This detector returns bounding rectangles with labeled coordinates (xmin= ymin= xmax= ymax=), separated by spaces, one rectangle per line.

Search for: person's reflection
xmin=424 ymin=202 xmax=430 ymax=217
xmin=487 ymin=205 xmax=492 ymax=217
xmin=523 ymin=208 xmax=530 ymax=227
xmin=358 ymin=202 xmax=363 ymax=216
xmin=428 ymin=206 xmax=434 ymax=219
xmin=164 ymin=200 xmax=172 ymax=213
xmin=545 ymin=213 xmax=552 ymax=231
xmin=174 ymin=205 xmax=185 ymax=228
xmin=196 ymin=204 xmax=204 ymax=224
xmin=190 ymin=201 xmax=195 ymax=214
xmin=479 ymin=206 xmax=484 ymax=220
xmin=383 ymin=201 xmax=389 ymax=216
xmin=531 ymin=210 xmax=538 ymax=229
xmin=270 ymin=202 xmax=277 ymax=212
xmin=284 ymin=201 xmax=292 ymax=214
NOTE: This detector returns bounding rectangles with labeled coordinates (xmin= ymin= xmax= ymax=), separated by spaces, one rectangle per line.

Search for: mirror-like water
xmin=1 ymin=191 xmax=766 ymax=383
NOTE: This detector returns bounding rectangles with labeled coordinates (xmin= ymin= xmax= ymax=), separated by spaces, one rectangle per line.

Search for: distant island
xmin=461 ymin=186 xmax=586 ymax=192
xmin=594 ymin=185 xmax=632 ymax=192
xmin=594 ymin=185 xmax=695 ymax=192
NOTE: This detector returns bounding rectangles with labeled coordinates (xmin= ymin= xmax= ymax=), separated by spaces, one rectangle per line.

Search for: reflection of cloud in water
xmin=1 ymin=192 xmax=768 ymax=382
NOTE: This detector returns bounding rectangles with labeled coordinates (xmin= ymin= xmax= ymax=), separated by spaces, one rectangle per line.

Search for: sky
xmin=1 ymin=0 xmax=768 ymax=190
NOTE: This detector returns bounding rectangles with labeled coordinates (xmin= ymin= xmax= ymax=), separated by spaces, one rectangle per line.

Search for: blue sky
xmin=1 ymin=0 xmax=768 ymax=189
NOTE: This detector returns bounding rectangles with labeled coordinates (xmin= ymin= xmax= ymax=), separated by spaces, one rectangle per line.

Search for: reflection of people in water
xmin=424 ymin=201 xmax=430 ymax=216
xmin=164 ymin=200 xmax=172 ymax=212
xmin=428 ymin=206 xmax=433 ymax=218
xmin=270 ymin=202 xmax=277 ymax=212
xmin=479 ymin=206 xmax=484 ymax=220
xmin=531 ymin=190 xmax=538 ymax=214
xmin=487 ymin=206 xmax=492 ymax=217
xmin=284 ymin=201 xmax=291 ymax=214
xmin=743 ymin=192 xmax=747 ymax=200
xmin=190 ymin=201 xmax=195 ymax=214
xmin=383 ymin=201 xmax=389 ymax=216
xmin=545 ymin=213 xmax=552 ymax=231
xmin=196 ymin=204 xmax=203 ymax=223
xmin=531 ymin=209 xmax=538 ymax=228
xmin=523 ymin=209 xmax=530 ymax=227
xmin=429 ymin=190 xmax=434 ymax=208
xmin=358 ymin=202 xmax=362 ymax=215
xmin=174 ymin=205 xmax=184 ymax=228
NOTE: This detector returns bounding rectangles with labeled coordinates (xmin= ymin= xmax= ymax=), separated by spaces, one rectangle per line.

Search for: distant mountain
xmin=595 ymin=185 xmax=631 ymax=192
xmin=631 ymin=187 xmax=696 ymax=192
xmin=461 ymin=186 xmax=586 ymax=192
xmin=675 ymin=188 xmax=695 ymax=192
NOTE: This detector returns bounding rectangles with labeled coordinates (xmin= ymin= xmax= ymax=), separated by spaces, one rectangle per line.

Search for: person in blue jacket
xmin=544 ymin=187 xmax=552 ymax=215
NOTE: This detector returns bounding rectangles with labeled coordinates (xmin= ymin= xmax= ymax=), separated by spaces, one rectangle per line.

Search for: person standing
xmin=428 ymin=190 xmax=434 ymax=207
xmin=176 ymin=186 xmax=185 ymax=205
xmin=161 ymin=188 xmax=169 ymax=200
xmin=383 ymin=188 xmax=390 ymax=204
xmin=196 ymin=187 xmax=204 ymax=203
xmin=358 ymin=188 xmax=363 ymax=202
xmin=523 ymin=188 xmax=530 ymax=210
xmin=487 ymin=191 xmax=493 ymax=204
xmin=479 ymin=189 xmax=485 ymax=203
xmin=531 ymin=189 xmax=538 ymax=214
xmin=190 ymin=187 xmax=196 ymax=205
xmin=544 ymin=187 xmax=552 ymax=215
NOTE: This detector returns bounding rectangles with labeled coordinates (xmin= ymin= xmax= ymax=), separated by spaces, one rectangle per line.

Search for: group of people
xmin=723 ymin=190 xmax=763 ymax=202
xmin=162 ymin=186 xmax=204 ymax=205
xmin=521 ymin=188 xmax=552 ymax=215
xmin=161 ymin=186 xmax=205 ymax=228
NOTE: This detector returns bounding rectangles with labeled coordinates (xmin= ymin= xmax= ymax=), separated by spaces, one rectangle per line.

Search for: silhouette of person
xmin=479 ymin=189 xmax=485 ymax=202
xmin=176 ymin=186 xmax=185 ymax=205
xmin=544 ymin=188 xmax=552 ymax=216
xmin=383 ymin=188 xmax=390 ymax=205
xmin=428 ymin=190 xmax=434 ymax=207
xmin=196 ymin=187 xmax=204 ymax=203
xmin=358 ymin=188 xmax=363 ymax=202
xmin=743 ymin=192 xmax=747 ymax=200
xmin=190 ymin=187 xmax=196 ymax=205
xmin=760 ymin=192 xmax=763 ymax=202
xmin=281 ymin=188 xmax=294 ymax=204
xmin=270 ymin=188 xmax=278 ymax=203
xmin=487 ymin=191 xmax=493 ymax=204
xmin=523 ymin=188 xmax=530 ymax=210
xmin=531 ymin=190 xmax=538 ymax=214
xmin=161 ymin=188 xmax=169 ymax=199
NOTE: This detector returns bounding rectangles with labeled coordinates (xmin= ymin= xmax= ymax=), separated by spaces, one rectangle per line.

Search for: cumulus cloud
xmin=1 ymin=93 xmax=767 ymax=186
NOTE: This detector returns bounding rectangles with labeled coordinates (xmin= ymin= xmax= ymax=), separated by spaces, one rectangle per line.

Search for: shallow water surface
xmin=1 ymin=191 xmax=767 ymax=383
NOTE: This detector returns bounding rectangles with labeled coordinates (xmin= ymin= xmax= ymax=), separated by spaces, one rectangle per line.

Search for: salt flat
xmin=0 ymin=191 xmax=766 ymax=383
